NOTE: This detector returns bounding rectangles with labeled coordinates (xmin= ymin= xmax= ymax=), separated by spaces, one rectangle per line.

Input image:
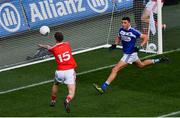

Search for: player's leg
xmin=64 ymin=84 xmax=76 ymax=113
xmin=142 ymin=1 xmax=166 ymax=31
xmin=93 ymin=60 xmax=128 ymax=94
xmin=141 ymin=1 xmax=158 ymax=24
xmin=134 ymin=59 xmax=154 ymax=68
xmin=50 ymin=82 xmax=59 ymax=107
xmin=105 ymin=60 xmax=128 ymax=84
xmin=66 ymin=84 xmax=76 ymax=102
xmin=133 ymin=0 xmax=144 ymax=31
xmin=64 ymin=69 xmax=76 ymax=113
xmin=141 ymin=5 xmax=151 ymax=24
xmin=50 ymin=71 xmax=65 ymax=107
xmin=134 ymin=57 xmax=169 ymax=68
xmin=141 ymin=6 xmax=152 ymax=34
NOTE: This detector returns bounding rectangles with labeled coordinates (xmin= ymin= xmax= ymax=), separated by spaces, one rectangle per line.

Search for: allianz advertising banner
xmin=0 ymin=0 xmax=132 ymax=37
xmin=22 ymin=0 xmax=133 ymax=29
xmin=0 ymin=0 xmax=28 ymax=37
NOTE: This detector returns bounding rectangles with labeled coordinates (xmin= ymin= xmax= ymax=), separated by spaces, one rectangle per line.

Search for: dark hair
xmin=122 ymin=17 xmax=131 ymax=22
xmin=54 ymin=32 xmax=64 ymax=42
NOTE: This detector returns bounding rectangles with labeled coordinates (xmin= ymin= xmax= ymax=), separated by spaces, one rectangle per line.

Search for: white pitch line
xmin=0 ymin=80 xmax=53 ymax=95
xmin=0 ymin=64 xmax=115 ymax=95
xmin=0 ymin=48 xmax=179 ymax=95
xmin=158 ymin=111 xmax=180 ymax=117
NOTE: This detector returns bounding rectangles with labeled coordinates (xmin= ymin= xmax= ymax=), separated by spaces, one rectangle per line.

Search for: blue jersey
xmin=118 ymin=27 xmax=141 ymax=54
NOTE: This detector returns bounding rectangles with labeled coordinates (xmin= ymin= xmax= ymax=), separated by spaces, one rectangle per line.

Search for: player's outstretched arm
xmin=134 ymin=34 xmax=148 ymax=52
xmin=38 ymin=44 xmax=51 ymax=50
xmin=140 ymin=34 xmax=148 ymax=47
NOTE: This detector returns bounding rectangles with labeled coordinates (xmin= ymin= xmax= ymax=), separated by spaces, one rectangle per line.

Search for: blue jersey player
xmin=93 ymin=17 xmax=169 ymax=94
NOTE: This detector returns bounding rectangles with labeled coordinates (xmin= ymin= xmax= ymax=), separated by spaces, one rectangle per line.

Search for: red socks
xmin=51 ymin=95 xmax=57 ymax=102
xmin=66 ymin=96 xmax=72 ymax=103
xmin=51 ymin=95 xmax=72 ymax=103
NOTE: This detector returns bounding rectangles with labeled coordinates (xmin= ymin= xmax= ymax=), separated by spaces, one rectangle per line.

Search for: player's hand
xmin=38 ymin=44 xmax=43 ymax=47
xmin=109 ymin=44 xmax=117 ymax=51
xmin=38 ymin=44 xmax=51 ymax=50
xmin=134 ymin=46 xmax=142 ymax=52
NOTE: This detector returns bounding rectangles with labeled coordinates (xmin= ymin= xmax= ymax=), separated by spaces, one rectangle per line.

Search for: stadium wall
xmin=0 ymin=0 xmax=133 ymax=38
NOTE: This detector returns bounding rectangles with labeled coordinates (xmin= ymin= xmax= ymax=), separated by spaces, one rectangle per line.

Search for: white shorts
xmin=54 ymin=69 xmax=76 ymax=85
xmin=121 ymin=52 xmax=139 ymax=64
xmin=146 ymin=1 xmax=163 ymax=14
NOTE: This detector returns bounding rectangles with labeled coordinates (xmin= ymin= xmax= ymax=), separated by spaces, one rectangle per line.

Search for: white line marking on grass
xmin=0 ymin=65 xmax=115 ymax=95
xmin=0 ymin=80 xmax=53 ymax=95
xmin=0 ymin=48 xmax=179 ymax=95
xmin=77 ymin=65 xmax=115 ymax=76
xmin=0 ymin=45 xmax=109 ymax=73
xmin=158 ymin=111 xmax=180 ymax=117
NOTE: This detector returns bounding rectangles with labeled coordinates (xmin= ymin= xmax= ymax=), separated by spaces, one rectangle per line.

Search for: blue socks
xmin=101 ymin=82 xmax=109 ymax=91
xmin=153 ymin=59 xmax=160 ymax=64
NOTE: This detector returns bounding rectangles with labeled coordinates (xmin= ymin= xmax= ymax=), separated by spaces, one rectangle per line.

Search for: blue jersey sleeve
xmin=134 ymin=29 xmax=142 ymax=39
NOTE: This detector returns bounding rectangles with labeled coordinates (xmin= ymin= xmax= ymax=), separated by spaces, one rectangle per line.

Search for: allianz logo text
xmin=87 ymin=0 xmax=108 ymax=13
xmin=30 ymin=0 xmax=109 ymax=23
xmin=0 ymin=3 xmax=21 ymax=32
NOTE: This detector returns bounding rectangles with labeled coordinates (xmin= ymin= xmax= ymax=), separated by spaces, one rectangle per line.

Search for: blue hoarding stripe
xmin=0 ymin=0 xmax=28 ymax=37
xmin=22 ymin=0 xmax=133 ymax=29
xmin=0 ymin=0 xmax=133 ymax=37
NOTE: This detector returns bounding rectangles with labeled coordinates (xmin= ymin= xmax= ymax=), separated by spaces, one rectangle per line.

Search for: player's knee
xmin=138 ymin=64 xmax=145 ymax=68
xmin=111 ymin=67 xmax=119 ymax=73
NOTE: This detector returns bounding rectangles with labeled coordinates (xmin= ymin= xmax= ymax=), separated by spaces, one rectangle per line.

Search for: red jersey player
xmin=38 ymin=32 xmax=77 ymax=113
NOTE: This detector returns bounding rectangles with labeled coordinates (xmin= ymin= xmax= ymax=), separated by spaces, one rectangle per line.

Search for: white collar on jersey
xmin=122 ymin=26 xmax=132 ymax=31
xmin=127 ymin=26 xmax=132 ymax=30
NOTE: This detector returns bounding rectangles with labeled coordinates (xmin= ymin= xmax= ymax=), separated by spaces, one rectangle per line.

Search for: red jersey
xmin=49 ymin=42 xmax=77 ymax=70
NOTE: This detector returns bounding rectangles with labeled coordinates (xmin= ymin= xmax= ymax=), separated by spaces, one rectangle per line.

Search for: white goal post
xmin=106 ymin=0 xmax=163 ymax=54
xmin=0 ymin=0 xmax=163 ymax=72
xmin=157 ymin=0 xmax=163 ymax=54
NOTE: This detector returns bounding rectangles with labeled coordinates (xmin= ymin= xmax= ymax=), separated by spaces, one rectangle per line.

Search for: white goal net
xmin=106 ymin=0 xmax=163 ymax=54
xmin=0 ymin=0 xmax=163 ymax=71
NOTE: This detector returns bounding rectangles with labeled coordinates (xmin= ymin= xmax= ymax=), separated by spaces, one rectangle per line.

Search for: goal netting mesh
xmin=0 ymin=0 xmax=160 ymax=71
xmin=107 ymin=0 xmax=159 ymax=53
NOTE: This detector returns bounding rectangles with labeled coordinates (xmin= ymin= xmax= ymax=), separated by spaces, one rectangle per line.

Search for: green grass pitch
xmin=0 ymin=49 xmax=180 ymax=116
xmin=0 ymin=3 xmax=180 ymax=117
